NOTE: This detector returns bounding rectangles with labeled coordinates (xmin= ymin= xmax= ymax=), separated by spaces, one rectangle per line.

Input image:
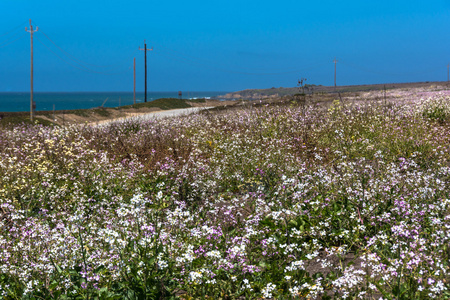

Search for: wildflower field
xmin=2 ymin=88 xmax=450 ymax=299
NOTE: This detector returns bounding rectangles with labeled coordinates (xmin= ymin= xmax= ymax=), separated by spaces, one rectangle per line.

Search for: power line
xmin=35 ymin=35 xmax=132 ymax=75
xmin=155 ymin=46 xmax=328 ymax=76
xmin=0 ymin=21 xmax=27 ymax=38
xmin=39 ymin=29 xmax=105 ymax=68
xmin=38 ymin=28 xmax=136 ymax=69
xmin=340 ymin=60 xmax=441 ymax=77
xmin=158 ymin=45 xmax=321 ymax=75
xmin=35 ymin=35 xmax=99 ymax=73
xmin=28 ymin=19 xmax=138 ymax=71
xmin=5 ymin=20 xmax=448 ymax=87
xmin=0 ymin=33 xmax=26 ymax=49
xmin=157 ymin=44 xmax=316 ymax=75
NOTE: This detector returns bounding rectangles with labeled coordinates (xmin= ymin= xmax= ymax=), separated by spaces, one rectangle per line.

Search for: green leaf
xmin=49 ymin=280 xmax=59 ymax=289
xmin=95 ymin=265 xmax=106 ymax=273
xmin=55 ymin=264 xmax=63 ymax=274
xmin=374 ymin=280 xmax=392 ymax=300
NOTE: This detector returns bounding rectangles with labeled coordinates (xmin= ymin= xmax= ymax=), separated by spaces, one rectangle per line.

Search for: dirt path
xmin=94 ymin=107 xmax=213 ymax=126
xmin=35 ymin=99 xmax=236 ymax=126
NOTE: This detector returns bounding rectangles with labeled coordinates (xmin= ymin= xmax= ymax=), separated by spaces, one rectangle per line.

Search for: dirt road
xmin=95 ymin=107 xmax=212 ymax=126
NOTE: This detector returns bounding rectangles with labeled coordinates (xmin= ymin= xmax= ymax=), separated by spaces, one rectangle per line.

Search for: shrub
xmin=417 ymin=93 xmax=450 ymax=123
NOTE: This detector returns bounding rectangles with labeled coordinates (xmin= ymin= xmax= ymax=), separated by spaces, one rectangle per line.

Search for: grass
xmin=91 ymin=108 xmax=112 ymax=117
xmin=122 ymin=98 xmax=192 ymax=110
xmin=0 ymin=112 xmax=55 ymax=127
xmin=1 ymin=89 xmax=450 ymax=298
xmin=72 ymin=109 xmax=91 ymax=117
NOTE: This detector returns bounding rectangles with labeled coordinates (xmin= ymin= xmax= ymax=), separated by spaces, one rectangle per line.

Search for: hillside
xmin=221 ymin=81 xmax=450 ymax=100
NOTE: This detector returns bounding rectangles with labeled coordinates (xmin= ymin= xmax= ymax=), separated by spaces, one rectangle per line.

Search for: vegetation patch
xmin=0 ymin=112 xmax=55 ymax=127
xmin=1 ymin=90 xmax=450 ymax=298
xmin=92 ymin=108 xmax=112 ymax=117
xmin=417 ymin=92 xmax=450 ymax=123
xmin=122 ymin=98 xmax=192 ymax=110
xmin=72 ymin=109 xmax=91 ymax=117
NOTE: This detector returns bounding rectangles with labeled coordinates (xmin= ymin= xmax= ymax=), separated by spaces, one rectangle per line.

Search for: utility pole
xmin=26 ymin=19 xmax=38 ymax=121
xmin=447 ymin=63 xmax=449 ymax=83
xmin=139 ymin=40 xmax=153 ymax=102
xmin=333 ymin=57 xmax=338 ymax=89
xmin=133 ymin=57 xmax=136 ymax=104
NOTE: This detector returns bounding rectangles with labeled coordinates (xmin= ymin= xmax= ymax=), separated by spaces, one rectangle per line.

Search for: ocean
xmin=0 ymin=91 xmax=228 ymax=112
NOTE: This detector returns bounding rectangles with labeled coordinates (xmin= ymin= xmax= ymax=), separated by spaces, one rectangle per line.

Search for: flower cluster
xmin=1 ymin=87 xmax=450 ymax=298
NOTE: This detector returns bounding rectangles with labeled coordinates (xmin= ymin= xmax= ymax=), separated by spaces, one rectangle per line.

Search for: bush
xmin=417 ymin=93 xmax=450 ymax=122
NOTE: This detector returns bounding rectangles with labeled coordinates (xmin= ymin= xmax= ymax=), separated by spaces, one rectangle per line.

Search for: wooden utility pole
xmin=333 ymin=57 xmax=338 ymax=88
xmin=139 ymin=40 xmax=153 ymax=102
xmin=26 ymin=19 xmax=38 ymax=121
xmin=133 ymin=57 xmax=136 ymax=104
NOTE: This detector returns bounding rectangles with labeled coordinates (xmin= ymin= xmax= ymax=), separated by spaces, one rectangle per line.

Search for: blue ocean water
xmin=0 ymin=91 xmax=228 ymax=112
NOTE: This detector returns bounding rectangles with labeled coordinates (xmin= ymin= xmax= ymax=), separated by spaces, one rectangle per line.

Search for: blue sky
xmin=0 ymin=0 xmax=449 ymax=92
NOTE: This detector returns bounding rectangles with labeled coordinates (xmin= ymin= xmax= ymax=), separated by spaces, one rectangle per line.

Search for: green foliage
xmin=92 ymin=108 xmax=112 ymax=117
xmin=0 ymin=114 xmax=55 ymax=127
xmin=418 ymin=93 xmax=450 ymax=123
xmin=315 ymin=99 xmax=443 ymax=166
xmin=186 ymin=98 xmax=206 ymax=103
xmin=123 ymin=98 xmax=192 ymax=110
xmin=422 ymin=103 xmax=449 ymax=122
xmin=72 ymin=109 xmax=91 ymax=117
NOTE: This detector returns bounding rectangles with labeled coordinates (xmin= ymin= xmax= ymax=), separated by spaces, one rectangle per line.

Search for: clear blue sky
xmin=1 ymin=0 xmax=449 ymax=92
